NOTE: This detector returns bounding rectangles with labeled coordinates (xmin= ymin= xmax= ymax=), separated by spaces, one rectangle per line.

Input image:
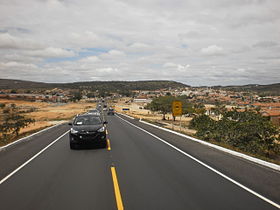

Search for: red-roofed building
xmin=261 ymin=110 xmax=280 ymax=126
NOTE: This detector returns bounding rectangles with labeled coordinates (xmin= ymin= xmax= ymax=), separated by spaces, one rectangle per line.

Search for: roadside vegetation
xmin=189 ymin=110 xmax=280 ymax=159
xmin=145 ymin=96 xmax=280 ymax=163
xmin=0 ymin=103 xmax=34 ymax=145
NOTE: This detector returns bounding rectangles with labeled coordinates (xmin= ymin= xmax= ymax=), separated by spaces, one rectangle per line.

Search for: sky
xmin=0 ymin=0 xmax=280 ymax=86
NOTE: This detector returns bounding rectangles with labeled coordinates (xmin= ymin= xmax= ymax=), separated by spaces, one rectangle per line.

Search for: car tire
xmin=70 ymin=143 xmax=76 ymax=150
xmin=101 ymin=141 xmax=107 ymax=148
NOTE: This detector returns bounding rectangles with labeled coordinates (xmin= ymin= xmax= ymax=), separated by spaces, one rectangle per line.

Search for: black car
xmin=107 ymin=108 xmax=115 ymax=115
xmin=88 ymin=109 xmax=100 ymax=114
xmin=87 ymin=109 xmax=101 ymax=116
xmin=69 ymin=114 xmax=107 ymax=149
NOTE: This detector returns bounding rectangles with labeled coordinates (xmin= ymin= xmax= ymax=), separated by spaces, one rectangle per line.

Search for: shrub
xmin=189 ymin=110 xmax=279 ymax=156
xmin=0 ymin=104 xmax=35 ymax=143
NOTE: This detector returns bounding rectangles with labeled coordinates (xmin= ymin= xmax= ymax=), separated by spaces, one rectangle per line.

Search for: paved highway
xmin=0 ymin=114 xmax=279 ymax=210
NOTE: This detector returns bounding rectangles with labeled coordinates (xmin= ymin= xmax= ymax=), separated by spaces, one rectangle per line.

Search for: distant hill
xmin=1 ymin=78 xmax=278 ymax=95
xmin=212 ymin=83 xmax=280 ymax=96
xmin=0 ymin=79 xmax=188 ymax=91
xmin=0 ymin=79 xmax=49 ymax=89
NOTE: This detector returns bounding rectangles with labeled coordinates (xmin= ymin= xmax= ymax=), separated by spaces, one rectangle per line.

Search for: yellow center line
xmin=111 ymin=167 xmax=124 ymax=210
xmin=107 ymin=139 xmax=111 ymax=151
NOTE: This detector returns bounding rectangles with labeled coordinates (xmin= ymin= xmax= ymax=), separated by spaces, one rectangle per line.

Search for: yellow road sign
xmin=172 ymin=101 xmax=182 ymax=116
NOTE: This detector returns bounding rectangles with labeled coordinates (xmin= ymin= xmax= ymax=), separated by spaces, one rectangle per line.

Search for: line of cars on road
xmin=68 ymin=107 xmax=115 ymax=149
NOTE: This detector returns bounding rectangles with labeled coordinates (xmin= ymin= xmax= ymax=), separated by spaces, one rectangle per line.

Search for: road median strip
xmin=107 ymin=139 xmax=111 ymax=151
xmin=111 ymin=166 xmax=124 ymax=210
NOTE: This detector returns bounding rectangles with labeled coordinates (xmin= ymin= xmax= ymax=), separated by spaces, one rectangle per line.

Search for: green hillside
xmin=0 ymin=79 xmax=188 ymax=91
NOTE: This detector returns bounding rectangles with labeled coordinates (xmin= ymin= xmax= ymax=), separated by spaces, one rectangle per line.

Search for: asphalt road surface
xmin=0 ymin=114 xmax=279 ymax=210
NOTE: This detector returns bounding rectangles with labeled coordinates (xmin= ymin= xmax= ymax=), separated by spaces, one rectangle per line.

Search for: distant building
xmin=133 ymin=95 xmax=152 ymax=103
xmin=261 ymin=110 xmax=280 ymax=126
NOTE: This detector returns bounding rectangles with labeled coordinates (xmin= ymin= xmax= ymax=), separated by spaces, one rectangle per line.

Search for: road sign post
xmin=172 ymin=101 xmax=182 ymax=117
xmin=172 ymin=101 xmax=182 ymax=131
xmin=180 ymin=116 xmax=182 ymax=131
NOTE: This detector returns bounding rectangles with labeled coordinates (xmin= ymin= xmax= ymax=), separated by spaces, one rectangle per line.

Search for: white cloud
xmin=163 ymin=62 xmax=178 ymax=68
xmin=1 ymin=53 xmax=42 ymax=63
xmin=96 ymin=67 xmax=119 ymax=73
xmin=79 ymin=56 xmax=100 ymax=63
xmin=163 ymin=62 xmax=190 ymax=71
xmin=178 ymin=31 xmax=203 ymax=40
xmin=107 ymin=50 xmax=125 ymax=56
xmin=99 ymin=50 xmax=126 ymax=60
xmin=129 ymin=42 xmax=149 ymax=48
xmin=201 ymin=45 xmax=224 ymax=56
xmin=24 ymin=47 xmax=75 ymax=58
xmin=0 ymin=61 xmax=37 ymax=69
xmin=0 ymin=33 xmax=43 ymax=50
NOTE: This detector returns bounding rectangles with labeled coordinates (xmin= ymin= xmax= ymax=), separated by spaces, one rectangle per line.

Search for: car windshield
xmin=74 ymin=116 xmax=102 ymax=125
xmin=89 ymin=109 xmax=98 ymax=113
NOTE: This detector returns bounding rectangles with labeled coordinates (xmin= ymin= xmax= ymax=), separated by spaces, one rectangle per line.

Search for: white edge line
xmin=0 ymin=131 xmax=69 ymax=185
xmin=116 ymin=112 xmax=134 ymax=119
xmin=139 ymin=119 xmax=280 ymax=172
xmin=116 ymin=115 xmax=280 ymax=209
xmin=0 ymin=122 xmax=65 ymax=151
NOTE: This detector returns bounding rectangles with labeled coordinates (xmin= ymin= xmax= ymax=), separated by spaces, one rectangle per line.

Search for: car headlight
xmin=70 ymin=128 xmax=79 ymax=134
xmin=97 ymin=126 xmax=105 ymax=132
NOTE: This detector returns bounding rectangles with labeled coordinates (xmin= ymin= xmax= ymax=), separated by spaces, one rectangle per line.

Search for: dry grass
xmin=19 ymin=121 xmax=55 ymax=133
xmin=0 ymin=99 xmax=96 ymax=137
xmin=0 ymin=99 xmax=49 ymax=108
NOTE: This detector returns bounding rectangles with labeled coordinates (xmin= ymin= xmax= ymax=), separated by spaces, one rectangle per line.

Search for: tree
xmin=147 ymin=96 xmax=195 ymax=120
xmin=147 ymin=96 xmax=175 ymax=120
xmin=118 ymin=89 xmax=133 ymax=97
xmin=189 ymin=115 xmax=216 ymax=140
xmin=71 ymin=91 xmax=82 ymax=102
xmin=0 ymin=104 xmax=35 ymax=142
xmin=86 ymin=92 xmax=96 ymax=98
xmin=255 ymin=106 xmax=261 ymax=114
xmin=182 ymin=103 xmax=195 ymax=116
xmin=193 ymin=103 xmax=206 ymax=115
xmin=210 ymin=104 xmax=227 ymax=117
xmin=220 ymin=110 xmax=278 ymax=155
